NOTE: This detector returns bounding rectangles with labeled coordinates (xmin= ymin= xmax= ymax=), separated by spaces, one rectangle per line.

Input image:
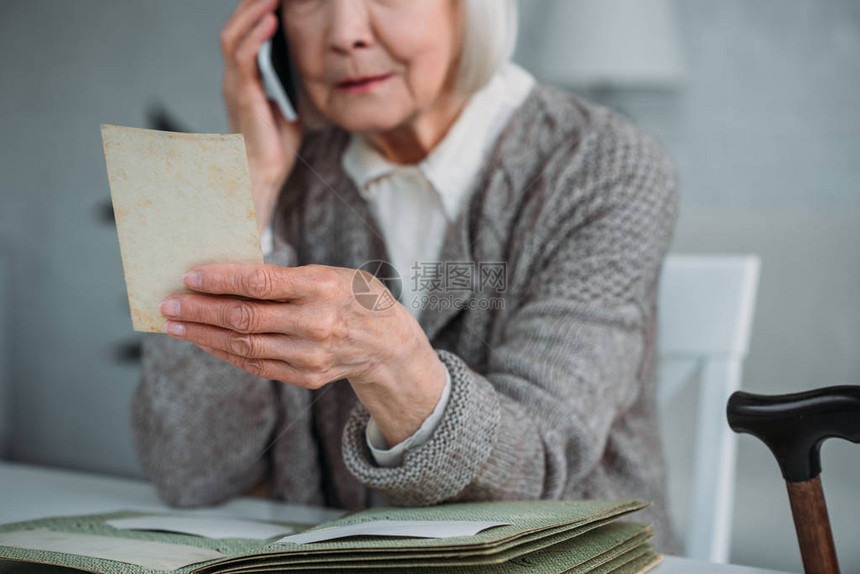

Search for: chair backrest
xmin=656 ymin=254 xmax=761 ymax=563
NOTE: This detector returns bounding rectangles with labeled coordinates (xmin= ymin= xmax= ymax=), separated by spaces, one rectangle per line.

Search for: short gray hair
xmin=455 ymin=0 xmax=519 ymax=95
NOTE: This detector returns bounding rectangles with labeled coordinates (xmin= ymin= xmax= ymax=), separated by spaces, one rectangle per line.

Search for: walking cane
xmin=726 ymin=385 xmax=860 ymax=574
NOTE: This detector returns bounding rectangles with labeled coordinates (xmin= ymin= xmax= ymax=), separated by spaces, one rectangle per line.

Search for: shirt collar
xmin=341 ymin=62 xmax=535 ymax=222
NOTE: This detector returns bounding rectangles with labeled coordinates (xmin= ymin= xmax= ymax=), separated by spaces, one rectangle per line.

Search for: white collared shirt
xmin=263 ymin=62 xmax=535 ymax=469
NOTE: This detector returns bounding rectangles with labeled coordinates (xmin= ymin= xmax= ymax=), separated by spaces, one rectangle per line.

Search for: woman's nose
xmin=327 ymin=0 xmax=374 ymax=54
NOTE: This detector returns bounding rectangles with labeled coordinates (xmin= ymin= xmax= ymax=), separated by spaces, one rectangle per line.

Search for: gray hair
xmin=455 ymin=0 xmax=519 ymax=95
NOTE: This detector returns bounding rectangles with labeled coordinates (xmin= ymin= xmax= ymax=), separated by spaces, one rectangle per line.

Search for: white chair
xmin=656 ymin=255 xmax=761 ymax=563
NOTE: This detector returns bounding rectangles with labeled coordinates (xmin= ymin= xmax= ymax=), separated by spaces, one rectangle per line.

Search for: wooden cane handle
xmin=726 ymin=386 xmax=860 ymax=481
xmin=726 ymin=386 xmax=859 ymax=574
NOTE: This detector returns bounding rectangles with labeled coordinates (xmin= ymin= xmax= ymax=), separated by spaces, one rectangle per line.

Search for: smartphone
xmin=257 ymin=6 xmax=299 ymax=122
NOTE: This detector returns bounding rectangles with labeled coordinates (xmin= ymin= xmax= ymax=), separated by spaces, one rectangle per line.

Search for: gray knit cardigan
xmin=131 ymin=83 xmax=682 ymax=555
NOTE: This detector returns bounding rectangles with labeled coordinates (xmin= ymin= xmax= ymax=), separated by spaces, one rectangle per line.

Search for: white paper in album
xmin=105 ymin=514 xmax=294 ymax=540
xmin=275 ymin=520 xmax=511 ymax=545
xmin=0 ymin=529 xmax=225 ymax=571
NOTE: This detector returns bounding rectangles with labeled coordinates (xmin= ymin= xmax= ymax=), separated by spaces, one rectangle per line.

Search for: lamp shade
xmin=535 ymin=0 xmax=685 ymax=89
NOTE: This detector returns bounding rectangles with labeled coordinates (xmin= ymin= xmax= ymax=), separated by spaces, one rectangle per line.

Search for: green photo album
xmin=0 ymin=499 xmax=663 ymax=574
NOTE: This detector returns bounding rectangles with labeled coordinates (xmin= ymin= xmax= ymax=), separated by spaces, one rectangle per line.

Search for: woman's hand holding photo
xmin=159 ymin=262 xmax=448 ymax=448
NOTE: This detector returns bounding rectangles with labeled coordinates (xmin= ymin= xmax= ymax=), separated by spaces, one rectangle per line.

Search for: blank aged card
xmin=100 ymin=124 xmax=263 ymax=333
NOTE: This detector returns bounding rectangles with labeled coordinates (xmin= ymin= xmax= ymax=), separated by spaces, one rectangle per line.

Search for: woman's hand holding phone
xmin=221 ymin=0 xmax=302 ymax=236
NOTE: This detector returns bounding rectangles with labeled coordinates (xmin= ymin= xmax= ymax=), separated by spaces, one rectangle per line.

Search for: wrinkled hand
xmin=161 ymin=263 xmax=400 ymax=387
xmin=160 ymin=263 xmax=447 ymax=445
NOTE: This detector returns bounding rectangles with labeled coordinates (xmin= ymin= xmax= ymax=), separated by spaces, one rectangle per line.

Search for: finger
xmin=175 ymin=320 xmax=337 ymax=372
xmin=160 ymin=293 xmax=317 ymax=336
xmin=197 ymin=342 xmax=300 ymax=383
xmin=221 ymin=0 xmax=278 ymax=57
xmin=221 ymin=0 xmax=272 ymax=55
xmin=170 ymin=320 xmax=292 ymax=360
xmin=234 ymin=11 xmax=280 ymax=76
xmin=183 ymin=264 xmax=332 ymax=301
xmin=194 ymin=342 xmax=330 ymax=389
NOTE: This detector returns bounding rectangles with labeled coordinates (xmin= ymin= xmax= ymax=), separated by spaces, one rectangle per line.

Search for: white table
xmin=0 ymin=462 xmax=793 ymax=573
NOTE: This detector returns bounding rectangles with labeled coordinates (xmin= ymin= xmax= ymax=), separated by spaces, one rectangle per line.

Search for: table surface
xmin=0 ymin=461 xmax=794 ymax=574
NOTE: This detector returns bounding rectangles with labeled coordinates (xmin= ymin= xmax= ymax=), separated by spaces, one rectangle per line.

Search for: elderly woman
xmin=132 ymin=0 xmax=681 ymax=555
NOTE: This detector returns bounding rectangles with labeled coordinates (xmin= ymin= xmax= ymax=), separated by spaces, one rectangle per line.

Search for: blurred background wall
xmin=0 ymin=1 xmax=858 ymax=571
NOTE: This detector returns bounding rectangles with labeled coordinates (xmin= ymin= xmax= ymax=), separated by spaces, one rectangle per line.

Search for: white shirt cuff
xmin=261 ymin=224 xmax=274 ymax=257
xmin=365 ymin=364 xmax=452 ymax=467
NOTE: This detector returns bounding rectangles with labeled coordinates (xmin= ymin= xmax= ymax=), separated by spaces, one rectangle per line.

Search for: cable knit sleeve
xmin=365 ymin=365 xmax=452 ymax=467
xmin=341 ymin=111 xmax=679 ymax=506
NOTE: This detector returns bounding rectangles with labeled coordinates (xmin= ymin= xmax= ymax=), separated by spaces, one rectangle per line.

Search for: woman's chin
xmin=325 ymin=102 xmax=411 ymax=134
xmin=338 ymin=116 xmax=408 ymax=135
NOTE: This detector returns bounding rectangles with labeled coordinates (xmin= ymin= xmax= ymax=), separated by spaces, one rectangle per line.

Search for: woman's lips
xmin=335 ymin=73 xmax=393 ymax=94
